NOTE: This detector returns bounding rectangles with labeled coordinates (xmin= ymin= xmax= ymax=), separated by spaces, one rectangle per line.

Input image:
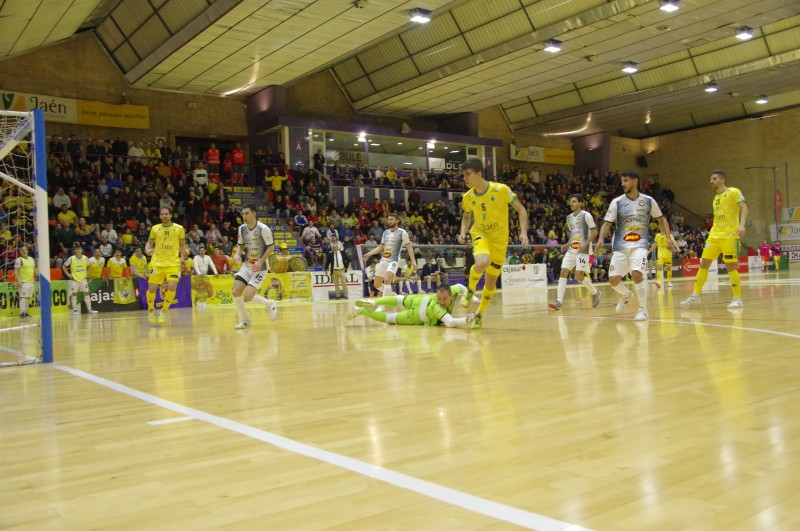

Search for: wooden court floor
xmin=2 ymin=269 xmax=800 ymax=530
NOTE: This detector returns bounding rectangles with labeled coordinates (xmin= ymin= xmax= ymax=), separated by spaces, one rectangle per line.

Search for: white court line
xmin=53 ymin=364 xmax=591 ymax=531
xmin=146 ymin=416 xmax=195 ymax=426
xmin=560 ymin=315 xmax=800 ymax=340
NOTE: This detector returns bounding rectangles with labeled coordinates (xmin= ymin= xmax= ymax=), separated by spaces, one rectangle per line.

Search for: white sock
xmin=84 ymin=296 xmax=92 ymax=310
xmin=251 ymin=294 xmax=269 ymax=305
xmin=234 ymin=296 xmax=248 ymax=322
xmin=581 ymin=276 xmax=598 ymax=294
xmin=386 ymin=313 xmax=397 ymax=324
xmin=611 ymin=282 xmax=631 ymax=297
xmin=71 ymin=295 xmax=78 ymax=310
xmin=635 ymin=281 xmax=648 ymax=309
xmin=416 ymin=281 xmax=422 ymax=292
xmin=19 ymin=298 xmax=29 ymax=313
xmin=382 ymin=284 xmax=393 ymax=296
xmin=557 ymin=277 xmax=567 ymax=302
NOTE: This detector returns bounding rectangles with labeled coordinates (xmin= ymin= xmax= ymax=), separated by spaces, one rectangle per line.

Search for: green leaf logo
xmin=2 ymin=93 xmax=15 ymax=110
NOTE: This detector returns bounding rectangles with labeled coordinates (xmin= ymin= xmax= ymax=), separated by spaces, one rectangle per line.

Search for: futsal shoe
xmin=471 ymin=313 xmax=483 ymax=330
xmin=461 ymin=290 xmax=474 ymax=309
xmin=655 ymin=282 xmax=661 ymax=289
xmin=548 ymin=300 xmax=562 ymax=310
xmin=592 ymin=290 xmax=602 ymax=308
xmin=615 ymin=292 xmax=633 ymax=313
xmin=355 ymin=299 xmax=376 ymax=309
xmin=347 ymin=308 xmax=362 ymax=321
xmin=666 ymin=281 xmax=673 ymax=288
xmin=234 ymin=320 xmax=252 ymax=329
xmin=88 ymin=309 xmax=98 ymax=314
xmin=266 ymin=300 xmax=278 ymax=321
xmin=148 ymin=310 xmax=156 ymax=324
xmin=19 ymin=312 xmax=30 ymax=319
xmin=634 ymin=308 xmax=649 ymax=321
xmin=680 ymin=294 xmax=701 ymax=307
xmin=727 ymin=298 xmax=744 ymax=309
xmin=157 ymin=311 xmax=167 ymax=324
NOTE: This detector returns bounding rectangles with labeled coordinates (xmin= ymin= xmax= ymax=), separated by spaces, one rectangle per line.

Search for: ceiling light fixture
xmin=622 ymin=61 xmax=638 ymax=73
xmin=755 ymin=95 xmax=768 ymax=104
xmin=705 ymin=83 xmax=718 ymax=93
xmin=658 ymin=0 xmax=680 ymax=13
xmin=409 ymin=8 xmax=431 ymax=23
xmin=736 ymin=26 xmax=753 ymax=40
xmin=543 ymin=39 xmax=562 ymax=52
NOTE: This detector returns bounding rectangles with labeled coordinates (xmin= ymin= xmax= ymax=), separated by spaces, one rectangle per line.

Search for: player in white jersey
xmin=231 ymin=204 xmax=277 ymax=329
xmin=549 ymin=194 xmax=601 ymax=310
xmin=595 ymin=171 xmax=673 ymax=321
xmin=361 ymin=213 xmax=418 ymax=298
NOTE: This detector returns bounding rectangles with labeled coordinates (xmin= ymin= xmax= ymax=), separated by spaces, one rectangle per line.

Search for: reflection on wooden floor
xmin=2 ymin=270 xmax=800 ymax=530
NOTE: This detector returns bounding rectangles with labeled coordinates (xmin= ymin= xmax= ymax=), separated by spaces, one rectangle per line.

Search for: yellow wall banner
xmin=510 ymin=144 xmax=575 ymax=166
xmin=197 ymin=273 xmax=311 ymax=306
xmin=1 ymin=90 xmax=150 ymax=129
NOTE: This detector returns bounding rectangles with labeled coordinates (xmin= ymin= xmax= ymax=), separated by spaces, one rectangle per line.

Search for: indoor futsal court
xmin=2 ymin=270 xmax=799 ymax=530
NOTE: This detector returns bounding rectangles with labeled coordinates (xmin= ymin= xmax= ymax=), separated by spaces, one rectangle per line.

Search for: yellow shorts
xmin=657 ymin=254 xmax=672 ymax=266
xmin=472 ymin=235 xmax=506 ymax=275
xmin=701 ymin=238 xmax=739 ymax=262
xmin=148 ymin=265 xmax=181 ymax=285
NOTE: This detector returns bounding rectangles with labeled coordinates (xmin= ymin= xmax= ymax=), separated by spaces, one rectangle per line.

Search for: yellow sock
xmin=667 ymin=266 xmax=672 ymax=281
xmin=728 ymin=269 xmax=741 ymax=299
xmin=146 ymin=291 xmax=156 ymax=311
xmin=162 ymin=289 xmax=176 ymax=312
xmin=469 ymin=267 xmax=482 ymax=292
xmin=693 ymin=268 xmax=709 ymax=296
xmin=657 ymin=268 xmax=663 ymax=282
xmin=477 ymin=286 xmax=496 ymax=315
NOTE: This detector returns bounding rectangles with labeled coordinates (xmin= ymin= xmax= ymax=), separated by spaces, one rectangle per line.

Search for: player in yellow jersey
xmin=62 ymin=243 xmax=97 ymax=315
xmin=681 ymin=170 xmax=748 ymax=309
xmin=14 ymin=245 xmax=37 ymax=318
xmin=457 ymin=158 xmax=529 ymax=329
xmin=145 ymin=206 xmax=186 ymax=324
xmin=107 ymin=249 xmax=127 ymax=279
xmin=87 ymin=248 xmax=106 ymax=280
xmin=129 ymin=247 xmax=149 ymax=281
xmin=649 ymin=229 xmax=676 ymax=288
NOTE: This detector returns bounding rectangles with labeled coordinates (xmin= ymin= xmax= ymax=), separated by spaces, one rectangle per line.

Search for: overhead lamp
xmin=410 ymin=8 xmax=431 ymax=23
xmin=622 ymin=61 xmax=638 ymax=73
xmin=659 ymin=0 xmax=680 ymax=12
xmin=755 ymin=95 xmax=768 ymax=104
xmin=704 ymin=83 xmax=718 ymax=93
xmin=543 ymin=39 xmax=562 ymax=52
xmin=426 ymin=142 xmax=435 ymax=149
xmin=736 ymin=26 xmax=753 ymax=40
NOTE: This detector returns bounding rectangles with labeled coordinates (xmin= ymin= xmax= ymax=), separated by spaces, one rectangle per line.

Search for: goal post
xmin=0 ymin=109 xmax=53 ymax=365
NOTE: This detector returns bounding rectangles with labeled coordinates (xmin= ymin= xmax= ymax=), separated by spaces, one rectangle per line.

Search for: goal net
xmin=0 ymin=109 xmax=53 ymax=366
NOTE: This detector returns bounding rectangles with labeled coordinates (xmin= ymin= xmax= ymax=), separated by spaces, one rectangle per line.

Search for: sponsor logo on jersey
xmin=570 ymin=242 xmax=581 ymax=249
xmin=623 ymin=232 xmax=641 ymax=242
xmin=382 ymin=252 xmax=392 ymax=258
xmin=624 ymin=225 xmax=643 ymax=231
xmin=480 ymin=221 xmax=499 ymax=232
xmin=638 ymin=200 xmax=645 ymax=206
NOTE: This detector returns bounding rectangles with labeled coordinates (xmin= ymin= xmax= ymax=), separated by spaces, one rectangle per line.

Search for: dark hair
xmin=710 ymin=170 xmax=727 ymax=180
xmin=461 ymin=158 xmax=484 ymax=174
xmin=436 ymin=284 xmax=452 ymax=296
xmin=242 ymin=203 xmax=257 ymax=212
xmin=620 ymin=170 xmax=640 ymax=190
xmin=569 ymin=193 xmax=583 ymax=203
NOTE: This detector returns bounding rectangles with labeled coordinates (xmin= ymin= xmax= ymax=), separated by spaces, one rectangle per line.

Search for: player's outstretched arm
xmin=441 ymin=313 xmax=475 ymax=328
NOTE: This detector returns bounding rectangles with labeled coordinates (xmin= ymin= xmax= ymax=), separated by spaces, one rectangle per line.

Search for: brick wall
xmin=0 ymin=33 xmax=247 ymax=144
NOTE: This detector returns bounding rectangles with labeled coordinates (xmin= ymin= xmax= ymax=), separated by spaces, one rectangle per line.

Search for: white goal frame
xmin=0 ymin=109 xmax=53 ymax=363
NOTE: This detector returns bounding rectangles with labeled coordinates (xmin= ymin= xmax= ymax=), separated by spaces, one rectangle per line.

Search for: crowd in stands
xmin=0 ymin=132 xmax=716 ymax=285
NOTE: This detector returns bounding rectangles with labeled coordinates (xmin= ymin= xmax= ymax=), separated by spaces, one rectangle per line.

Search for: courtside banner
xmin=310 ymin=270 xmax=363 ymax=301
xmin=258 ymin=272 xmax=312 ymax=301
xmin=1 ymin=90 xmax=150 ymax=129
xmin=501 ymin=264 xmax=547 ymax=288
xmin=137 ymin=277 xmax=192 ymax=309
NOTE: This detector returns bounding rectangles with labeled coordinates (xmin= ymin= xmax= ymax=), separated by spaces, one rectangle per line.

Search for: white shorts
xmin=375 ymin=259 xmax=399 ymax=279
xmin=561 ymin=250 xmax=591 ymax=273
xmin=18 ymin=282 xmax=35 ymax=299
xmin=68 ymin=279 xmax=90 ymax=294
xmin=609 ymin=247 xmax=648 ymax=278
xmin=235 ymin=261 xmax=267 ymax=289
